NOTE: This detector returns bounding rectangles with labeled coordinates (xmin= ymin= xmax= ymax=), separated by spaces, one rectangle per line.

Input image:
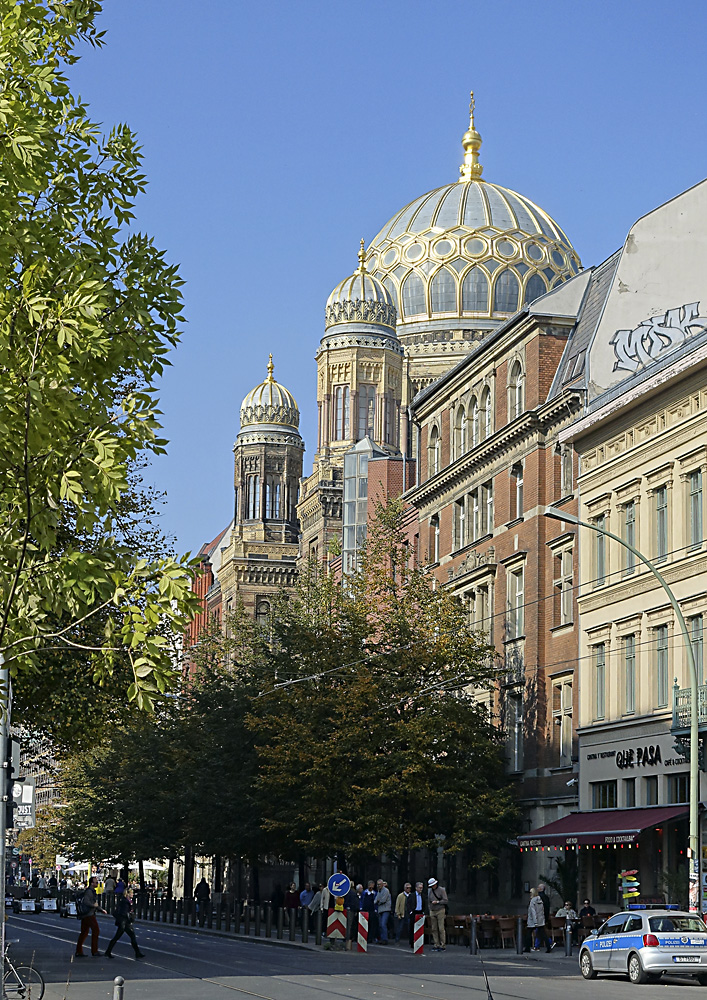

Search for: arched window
xmin=480 ymin=387 xmax=491 ymax=439
xmin=524 ymin=273 xmax=547 ymax=305
xmin=471 ymin=396 xmax=479 ymax=447
xmin=455 ymin=406 xmax=467 ymax=457
xmin=265 ymin=477 xmax=281 ymax=519
xmin=383 ymin=275 xmax=399 ymax=313
xmin=256 ymin=600 xmax=271 ymax=634
xmin=509 ymin=361 xmax=523 ymax=419
xmin=493 ymin=270 xmax=520 ymax=313
xmin=429 ymin=426 xmax=441 ymax=475
xmin=462 ymin=267 xmax=489 ymax=312
xmin=430 ymin=268 xmax=456 ymax=314
xmin=402 ymin=273 xmax=426 ymax=318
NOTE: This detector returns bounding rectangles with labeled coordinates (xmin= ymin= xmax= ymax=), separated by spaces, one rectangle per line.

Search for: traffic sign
xmin=327 ymin=873 xmax=351 ymax=897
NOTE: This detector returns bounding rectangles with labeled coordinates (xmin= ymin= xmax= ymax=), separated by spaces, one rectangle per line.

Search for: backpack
xmin=74 ymin=892 xmax=90 ymax=919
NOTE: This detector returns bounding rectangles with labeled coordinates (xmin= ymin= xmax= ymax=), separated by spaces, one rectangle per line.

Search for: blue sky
xmin=69 ymin=0 xmax=707 ymax=554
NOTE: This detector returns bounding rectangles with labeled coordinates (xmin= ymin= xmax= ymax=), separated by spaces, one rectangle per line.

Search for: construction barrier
xmin=413 ymin=914 xmax=424 ymax=954
xmin=326 ymin=907 xmax=347 ymax=940
xmin=357 ymin=911 xmax=369 ymax=952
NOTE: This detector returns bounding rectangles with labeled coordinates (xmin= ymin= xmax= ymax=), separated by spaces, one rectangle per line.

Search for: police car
xmin=579 ymin=906 xmax=707 ymax=985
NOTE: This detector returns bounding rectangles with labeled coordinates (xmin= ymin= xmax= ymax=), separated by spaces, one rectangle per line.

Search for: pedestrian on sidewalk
xmin=406 ymin=882 xmax=427 ymax=948
xmin=75 ymin=876 xmax=107 ymax=957
xmin=394 ymin=882 xmax=411 ymax=943
xmin=195 ymin=877 xmax=211 ymax=926
xmin=427 ymin=877 xmax=448 ymax=951
xmin=105 ymin=888 xmax=145 ymax=959
xmin=528 ymin=887 xmax=552 ymax=952
xmin=375 ymin=879 xmax=392 ymax=944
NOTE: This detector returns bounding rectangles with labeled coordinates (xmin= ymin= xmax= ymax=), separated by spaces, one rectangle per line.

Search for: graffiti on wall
xmin=610 ymin=301 xmax=707 ymax=373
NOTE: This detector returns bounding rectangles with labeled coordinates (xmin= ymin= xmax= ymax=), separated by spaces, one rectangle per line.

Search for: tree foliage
xmin=0 ymin=0 xmax=199 ymax=712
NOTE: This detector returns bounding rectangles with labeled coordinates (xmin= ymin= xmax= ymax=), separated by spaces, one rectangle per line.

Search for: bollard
xmin=301 ymin=908 xmax=309 ymax=943
xmin=216 ymin=900 xmax=222 ymax=931
xmin=315 ymin=909 xmax=322 ymax=946
xmin=254 ymin=903 xmax=261 ymax=937
xmin=277 ymin=906 xmax=284 ymax=940
xmin=564 ymin=921 xmax=573 ymax=957
xmin=413 ymin=915 xmax=424 ymax=954
xmin=170 ymin=898 xmax=175 ymax=924
xmin=207 ymin=901 xmax=213 ymax=929
xmin=149 ymin=894 xmax=155 ymax=922
xmin=225 ymin=900 xmax=231 ymax=933
xmin=190 ymin=899 xmax=196 ymax=927
xmin=265 ymin=903 xmax=272 ymax=938
xmin=176 ymin=898 xmax=182 ymax=925
xmin=289 ymin=908 xmax=296 ymax=941
xmin=470 ymin=916 xmax=478 ymax=955
xmin=112 ymin=976 xmax=125 ymax=1000
xmin=516 ymin=916 xmax=524 ymax=955
xmin=244 ymin=903 xmax=250 ymax=936
xmin=357 ymin=911 xmax=369 ymax=952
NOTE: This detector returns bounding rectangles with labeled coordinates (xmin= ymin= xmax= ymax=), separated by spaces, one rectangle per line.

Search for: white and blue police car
xmin=579 ymin=906 xmax=707 ymax=985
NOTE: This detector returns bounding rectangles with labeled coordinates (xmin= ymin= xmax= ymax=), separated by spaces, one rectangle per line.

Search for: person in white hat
xmin=427 ymin=877 xmax=448 ymax=951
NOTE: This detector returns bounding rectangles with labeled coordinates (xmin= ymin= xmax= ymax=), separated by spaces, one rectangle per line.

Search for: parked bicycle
xmin=3 ymin=942 xmax=44 ymax=1000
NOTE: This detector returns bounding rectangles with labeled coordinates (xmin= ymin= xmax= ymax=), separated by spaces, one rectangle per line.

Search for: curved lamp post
xmin=544 ymin=508 xmax=699 ymax=912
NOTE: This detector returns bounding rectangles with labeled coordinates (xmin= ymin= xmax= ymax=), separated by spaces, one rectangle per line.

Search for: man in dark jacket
xmin=537 ymin=883 xmax=554 ymax=952
xmin=343 ymin=883 xmax=359 ymax=949
xmin=195 ymin=877 xmax=211 ymax=926
xmin=105 ymin=888 xmax=145 ymax=959
xmin=360 ymin=880 xmax=378 ymax=944
xmin=405 ymin=881 xmax=427 ymax=948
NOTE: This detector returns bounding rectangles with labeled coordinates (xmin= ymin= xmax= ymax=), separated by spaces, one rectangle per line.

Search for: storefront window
xmin=624 ymin=777 xmax=636 ymax=807
xmin=645 ymin=774 xmax=658 ymax=805
xmin=667 ymin=772 xmax=688 ymax=804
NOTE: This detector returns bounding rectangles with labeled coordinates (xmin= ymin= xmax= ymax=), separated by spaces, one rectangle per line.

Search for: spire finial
xmin=358 ymin=238 xmax=366 ymax=271
xmin=459 ymin=89 xmax=483 ymax=183
xmin=266 ymin=353 xmax=274 ymax=381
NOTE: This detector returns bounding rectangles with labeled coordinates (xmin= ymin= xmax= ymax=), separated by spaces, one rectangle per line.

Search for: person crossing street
xmin=105 ymin=887 xmax=145 ymax=959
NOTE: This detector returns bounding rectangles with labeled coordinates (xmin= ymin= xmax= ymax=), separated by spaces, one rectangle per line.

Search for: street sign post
xmin=327 ymin=873 xmax=351 ymax=897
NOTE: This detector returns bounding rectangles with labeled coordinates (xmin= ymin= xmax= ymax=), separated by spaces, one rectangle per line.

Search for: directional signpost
xmin=326 ymin=873 xmax=351 ymax=944
xmin=619 ymin=869 xmax=641 ymax=903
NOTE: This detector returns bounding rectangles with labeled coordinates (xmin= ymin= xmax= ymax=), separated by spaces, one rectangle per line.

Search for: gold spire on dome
xmin=266 ymin=353 xmax=275 ymax=382
xmin=358 ymin=238 xmax=367 ymax=271
xmin=459 ymin=90 xmax=483 ymax=183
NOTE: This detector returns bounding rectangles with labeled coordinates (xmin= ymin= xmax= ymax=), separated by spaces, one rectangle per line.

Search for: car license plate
xmin=673 ymin=956 xmax=700 ymax=963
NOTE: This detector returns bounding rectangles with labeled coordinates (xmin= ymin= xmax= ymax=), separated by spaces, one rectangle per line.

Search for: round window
xmin=465 ymin=237 xmax=485 ymax=256
xmin=497 ymin=239 xmax=516 ymax=258
xmin=526 ymin=243 xmax=544 ymax=261
xmin=405 ymin=243 xmax=424 ymax=262
xmin=433 ymin=239 xmax=453 ymax=257
xmin=552 ymin=250 xmax=565 ymax=267
xmin=382 ymin=249 xmax=397 ymax=267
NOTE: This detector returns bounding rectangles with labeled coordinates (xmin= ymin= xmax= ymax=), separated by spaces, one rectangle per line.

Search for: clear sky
xmin=68 ymin=0 xmax=707 ymax=555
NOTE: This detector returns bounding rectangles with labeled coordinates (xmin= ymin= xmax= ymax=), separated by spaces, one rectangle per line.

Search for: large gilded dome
xmin=365 ymin=97 xmax=581 ymax=327
xmin=240 ymin=356 xmax=299 ymax=431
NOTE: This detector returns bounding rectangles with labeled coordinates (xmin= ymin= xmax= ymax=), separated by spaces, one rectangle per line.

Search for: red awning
xmin=517 ymin=805 xmax=687 ymax=848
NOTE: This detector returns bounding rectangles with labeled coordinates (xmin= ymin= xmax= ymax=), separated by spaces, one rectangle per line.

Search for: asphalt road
xmin=8 ymin=911 xmax=705 ymax=999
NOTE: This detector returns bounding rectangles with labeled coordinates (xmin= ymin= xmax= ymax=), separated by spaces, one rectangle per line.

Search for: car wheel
xmin=628 ymin=953 xmax=649 ymax=985
xmin=580 ymin=950 xmax=597 ymax=980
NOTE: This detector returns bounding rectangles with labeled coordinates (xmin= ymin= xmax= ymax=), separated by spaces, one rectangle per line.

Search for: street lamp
xmin=544 ymin=508 xmax=700 ymax=912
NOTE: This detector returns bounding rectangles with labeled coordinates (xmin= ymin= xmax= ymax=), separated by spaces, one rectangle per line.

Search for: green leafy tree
xmin=0 ymin=0 xmax=198 ymax=711
xmin=250 ymin=499 xmax=517 ymax=864
xmin=15 ymin=804 xmax=65 ymax=870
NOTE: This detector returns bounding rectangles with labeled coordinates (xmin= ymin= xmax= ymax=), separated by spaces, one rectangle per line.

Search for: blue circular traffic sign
xmin=327 ymin=873 xmax=351 ymax=897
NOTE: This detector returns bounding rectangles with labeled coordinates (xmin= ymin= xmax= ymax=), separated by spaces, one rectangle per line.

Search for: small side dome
xmin=325 ymin=240 xmax=397 ymax=332
xmin=240 ymin=355 xmax=299 ymax=430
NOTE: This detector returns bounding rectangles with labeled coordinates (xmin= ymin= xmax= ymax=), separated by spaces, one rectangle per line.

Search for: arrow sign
xmin=327 ymin=873 xmax=351 ymax=897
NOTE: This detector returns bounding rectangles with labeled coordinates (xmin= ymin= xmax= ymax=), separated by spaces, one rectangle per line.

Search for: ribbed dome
xmin=325 ymin=240 xmax=397 ymax=332
xmin=240 ymin=356 xmax=299 ymax=430
xmin=365 ymin=178 xmax=581 ymax=326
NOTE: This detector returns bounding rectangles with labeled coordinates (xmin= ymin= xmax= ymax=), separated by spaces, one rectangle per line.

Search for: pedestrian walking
xmin=75 ymin=876 xmax=107 ymax=957
xmin=374 ymin=879 xmax=392 ymax=944
xmin=527 ymin=887 xmax=552 ymax=952
xmin=284 ymin=882 xmax=300 ymax=909
xmin=405 ymin=882 xmax=427 ymax=948
xmin=195 ymin=876 xmax=211 ymax=926
xmin=427 ymin=877 xmax=448 ymax=951
xmin=105 ymin=888 xmax=145 ymax=959
xmin=395 ymin=882 xmax=411 ymax=943
xmin=299 ymin=882 xmax=314 ymax=908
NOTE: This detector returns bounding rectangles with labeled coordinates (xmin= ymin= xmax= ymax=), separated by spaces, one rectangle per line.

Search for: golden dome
xmin=364 ymin=93 xmax=581 ymax=326
xmin=240 ymin=355 xmax=299 ymax=430
xmin=325 ymin=239 xmax=397 ymax=331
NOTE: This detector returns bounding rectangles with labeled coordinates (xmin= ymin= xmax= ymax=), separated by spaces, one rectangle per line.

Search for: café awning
xmin=517 ymin=805 xmax=687 ymax=849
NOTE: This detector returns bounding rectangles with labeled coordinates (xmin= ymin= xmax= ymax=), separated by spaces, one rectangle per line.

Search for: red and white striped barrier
xmin=327 ymin=907 xmax=347 ymax=939
xmin=413 ymin=914 xmax=425 ymax=954
xmin=357 ymin=911 xmax=369 ymax=952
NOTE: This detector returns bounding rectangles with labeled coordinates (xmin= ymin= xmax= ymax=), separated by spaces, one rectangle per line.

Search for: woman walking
xmin=105 ymin=887 xmax=145 ymax=959
xmin=527 ymin=887 xmax=550 ymax=953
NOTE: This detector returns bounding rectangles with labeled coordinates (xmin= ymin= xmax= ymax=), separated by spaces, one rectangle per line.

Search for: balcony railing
xmin=672 ymin=680 xmax=707 ymax=732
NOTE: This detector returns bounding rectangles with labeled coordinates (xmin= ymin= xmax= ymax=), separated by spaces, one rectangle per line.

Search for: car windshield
xmin=649 ymin=916 xmax=707 ymax=933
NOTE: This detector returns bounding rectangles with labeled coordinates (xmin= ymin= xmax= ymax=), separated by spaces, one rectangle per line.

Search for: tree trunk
xmin=138 ymin=859 xmax=145 ymax=890
xmin=298 ymin=853 xmax=306 ymax=889
xmin=214 ymin=855 xmax=222 ymax=893
xmin=167 ymin=855 xmax=174 ymax=897
xmin=183 ymin=846 xmax=195 ymax=900
xmin=251 ymin=863 xmax=260 ymax=902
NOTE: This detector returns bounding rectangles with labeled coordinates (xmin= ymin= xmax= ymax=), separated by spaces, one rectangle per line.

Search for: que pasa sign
xmin=586 ymin=743 xmax=685 ymax=771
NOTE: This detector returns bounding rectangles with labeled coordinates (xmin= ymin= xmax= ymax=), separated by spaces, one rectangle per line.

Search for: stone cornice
xmin=578 ymin=552 xmax=707 ymax=614
xmin=405 ymin=390 xmax=582 ymax=508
